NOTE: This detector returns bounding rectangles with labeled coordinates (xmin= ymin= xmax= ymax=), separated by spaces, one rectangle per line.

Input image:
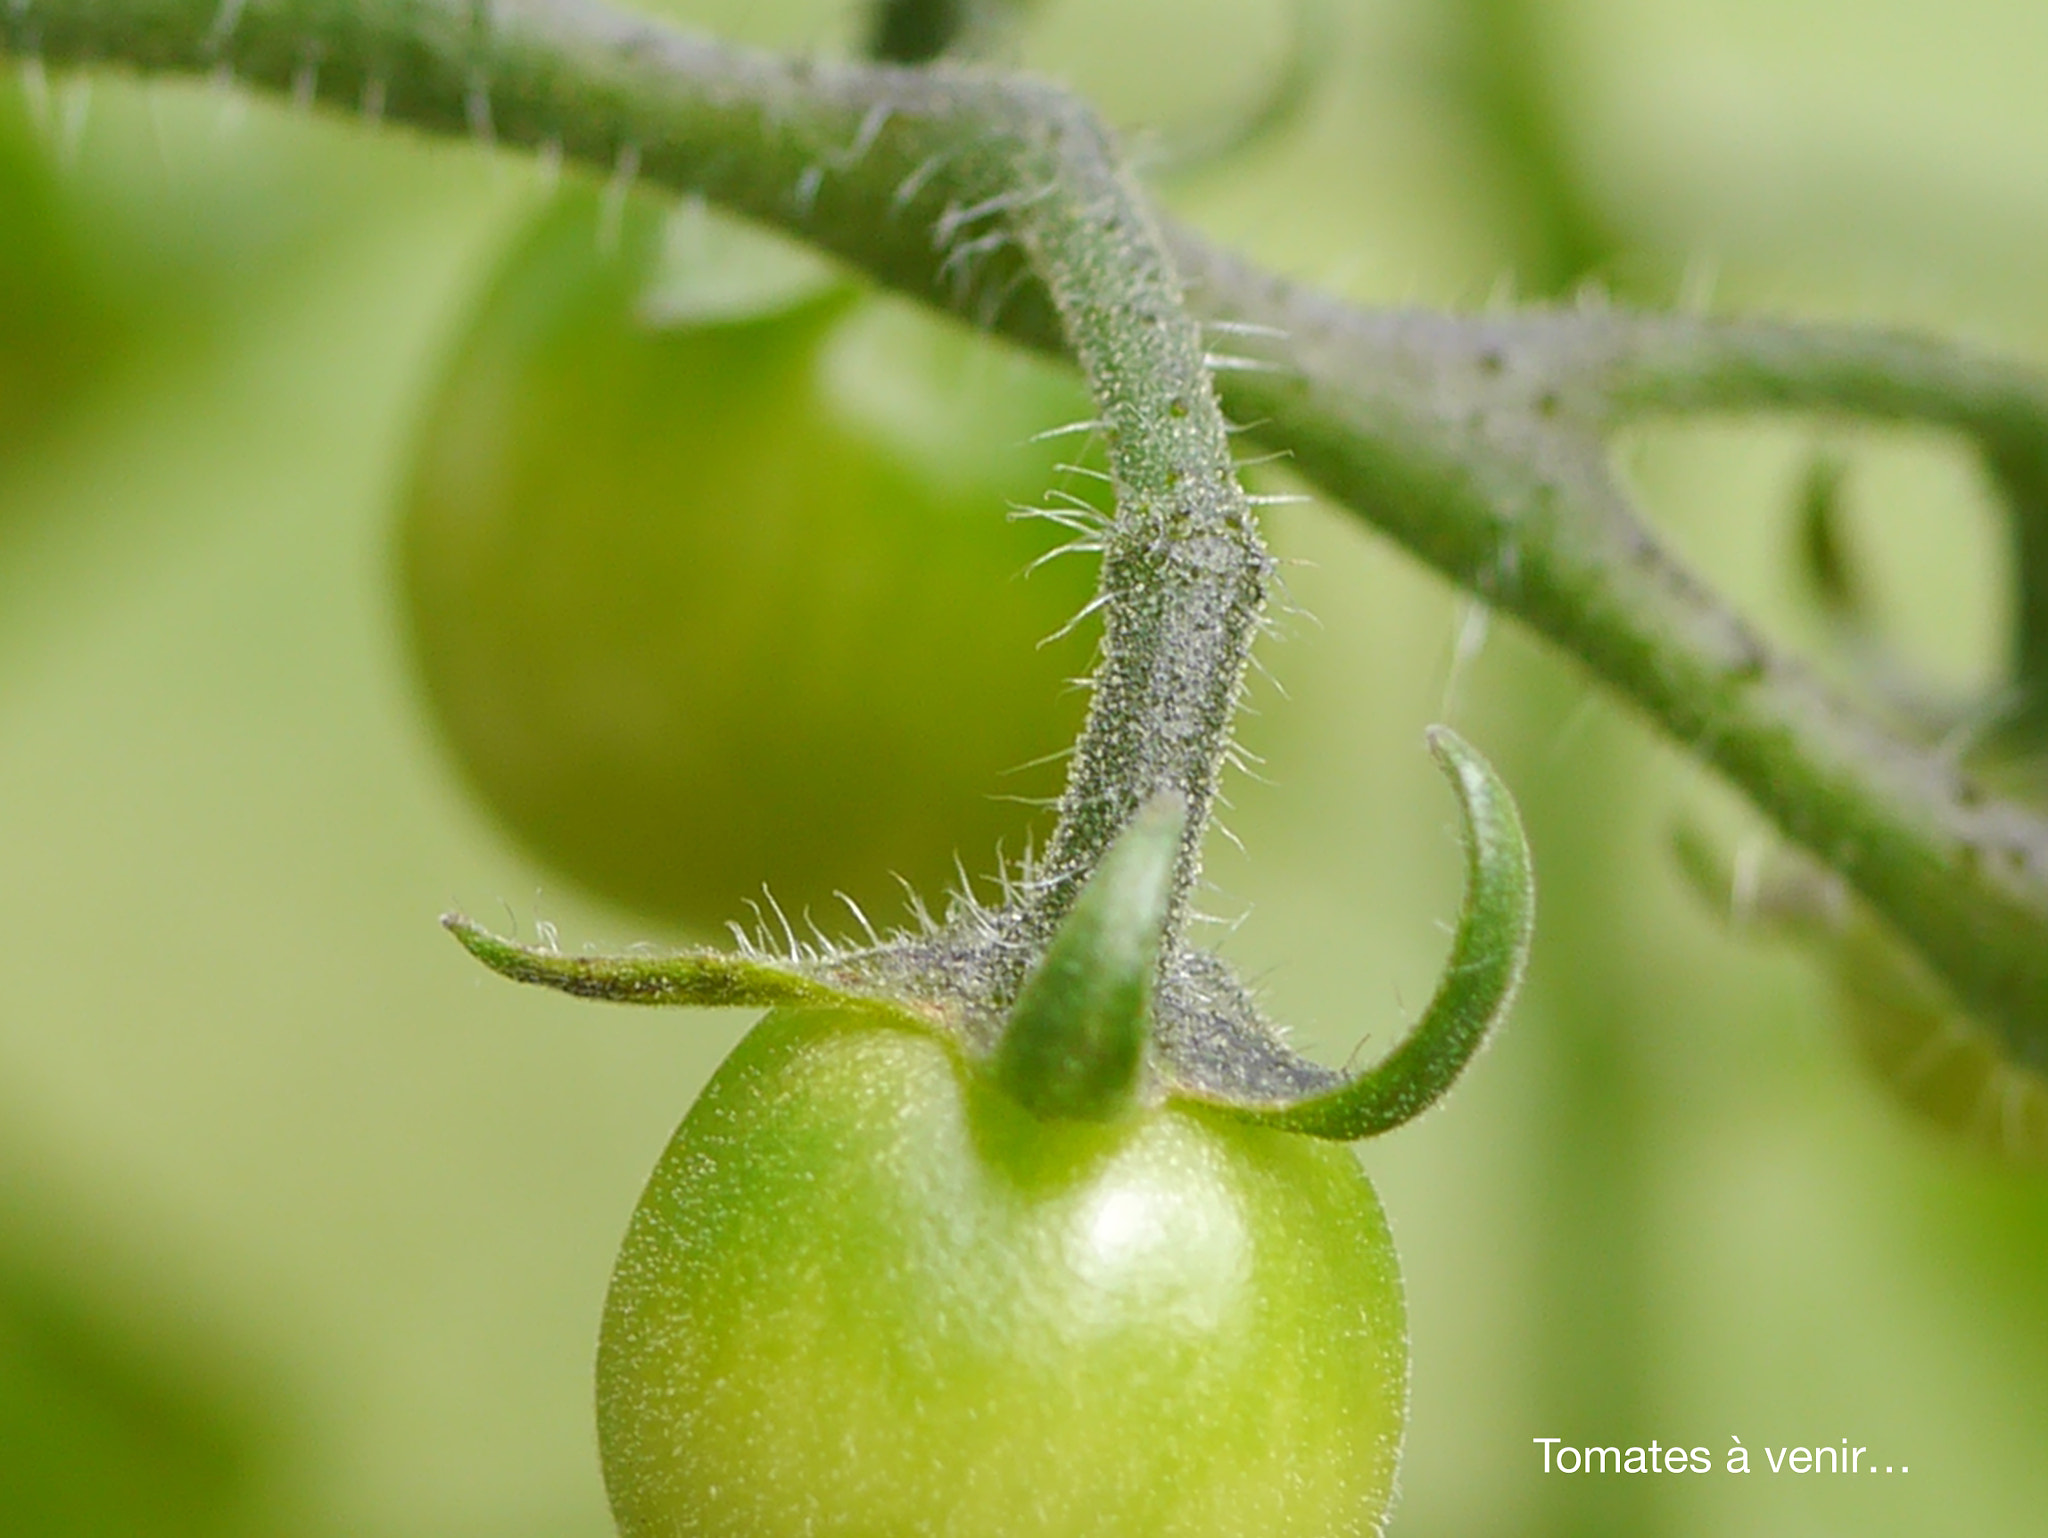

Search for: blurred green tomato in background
xmin=398 ymin=183 xmax=1106 ymax=936
xmin=0 ymin=1212 xmax=273 ymax=1538
xmin=0 ymin=88 xmax=127 ymax=453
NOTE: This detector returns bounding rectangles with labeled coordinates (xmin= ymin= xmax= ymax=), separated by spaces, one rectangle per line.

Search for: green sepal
xmin=991 ymin=793 xmax=1185 ymax=1122
xmin=442 ymin=913 xmax=875 ymax=1010
xmin=1205 ymin=728 xmax=1533 ymax=1140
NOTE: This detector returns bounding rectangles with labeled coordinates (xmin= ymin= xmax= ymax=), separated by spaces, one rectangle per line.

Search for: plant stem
xmin=1165 ymin=243 xmax=2048 ymax=1074
xmin=4 ymin=0 xmax=1263 ymax=963
xmin=1582 ymin=314 xmax=2048 ymax=735
xmin=12 ymin=0 xmax=2048 ymax=1056
xmin=866 ymin=0 xmax=973 ymax=64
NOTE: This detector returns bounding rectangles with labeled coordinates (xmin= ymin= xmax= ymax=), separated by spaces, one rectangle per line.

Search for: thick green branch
xmin=1164 ymin=245 xmax=2048 ymax=1072
xmin=14 ymin=0 xmax=2048 ymax=1065
xmin=1582 ymin=315 xmax=2048 ymax=722
xmin=6 ymin=0 xmax=1263 ymax=966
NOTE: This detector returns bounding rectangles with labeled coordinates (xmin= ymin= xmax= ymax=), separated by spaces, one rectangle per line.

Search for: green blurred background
xmin=3 ymin=0 xmax=2046 ymax=1533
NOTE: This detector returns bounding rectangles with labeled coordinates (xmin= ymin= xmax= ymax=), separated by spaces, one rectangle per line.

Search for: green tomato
xmin=597 ymin=1006 xmax=1408 ymax=1536
xmin=399 ymin=186 xmax=1103 ymax=934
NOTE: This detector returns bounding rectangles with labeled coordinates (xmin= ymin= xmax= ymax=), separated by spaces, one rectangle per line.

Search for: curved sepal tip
xmin=1213 ymin=727 xmax=1533 ymax=1140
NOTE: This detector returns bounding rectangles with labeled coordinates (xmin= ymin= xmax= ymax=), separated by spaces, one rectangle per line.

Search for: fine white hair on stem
xmin=999 ymin=742 xmax=1076 ymax=777
xmin=737 ymin=909 xmax=770 ymax=958
xmin=891 ymin=872 xmax=938 ymax=934
xmin=760 ymin=886 xmax=803 ymax=959
xmin=1202 ymin=351 xmax=1292 ymax=375
xmin=937 ymin=228 xmax=1014 ymax=299
xmin=464 ymin=67 xmax=492 ymax=144
xmin=54 ymin=71 xmax=88 ymax=167
xmin=930 ymin=184 xmax=1048 ymax=246
xmin=792 ymin=161 xmax=825 ymax=219
xmin=1028 ymin=417 xmax=1106 ymax=443
xmin=833 ymin=100 xmax=893 ymax=170
xmin=802 ymin=907 xmax=843 ymax=956
xmin=1440 ymin=598 xmax=1492 ymax=720
xmin=1010 ymin=504 xmax=1107 ymax=537
xmin=1233 ymin=447 xmax=1294 ymax=469
xmin=1040 ymin=589 xmax=1112 ymax=645
xmin=891 ymin=146 xmax=956 ymax=212
xmin=836 ymin=891 xmax=884 ymax=947
xmin=1042 ymin=487 xmax=1107 ymax=516
xmin=203 ymin=0 xmax=246 ymax=56
xmin=1205 ymin=318 xmax=1290 ymax=340
xmin=1023 ymin=535 xmax=1106 ymax=576
xmin=599 ymin=140 xmax=641 ymax=253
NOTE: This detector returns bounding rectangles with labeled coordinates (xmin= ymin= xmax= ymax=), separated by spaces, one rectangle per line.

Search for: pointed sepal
xmin=442 ymin=913 xmax=877 ymax=1010
xmin=991 ymin=793 xmax=1185 ymax=1122
xmin=1205 ymin=727 xmax=1533 ymax=1140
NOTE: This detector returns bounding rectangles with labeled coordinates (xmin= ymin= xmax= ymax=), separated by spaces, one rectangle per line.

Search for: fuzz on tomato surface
xmin=597 ymin=1006 xmax=1408 ymax=1537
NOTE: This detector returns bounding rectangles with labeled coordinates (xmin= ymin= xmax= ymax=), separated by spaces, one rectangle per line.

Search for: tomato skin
xmin=597 ymin=1006 xmax=1407 ymax=1536
xmin=399 ymin=189 xmax=1101 ymax=935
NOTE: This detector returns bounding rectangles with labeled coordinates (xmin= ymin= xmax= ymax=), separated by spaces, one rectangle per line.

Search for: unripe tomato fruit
xmin=399 ymin=186 xmax=1102 ymax=934
xmin=597 ymin=1006 xmax=1408 ymax=1536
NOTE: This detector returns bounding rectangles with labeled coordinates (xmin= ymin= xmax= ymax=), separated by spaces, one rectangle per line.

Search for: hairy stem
xmin=8 ymin=0 xmax=1263 ymax=966
xmin=1163 ymin=251 xmax=2048 ymax=1071
xmin=1580 ymin=314 xmax=2048 ymax=733
xmin=12 ymin=0 xmax=2048 ymax=1058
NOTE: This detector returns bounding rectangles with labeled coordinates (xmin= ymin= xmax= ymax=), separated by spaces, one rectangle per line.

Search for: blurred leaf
xmin=0 ymin=1192 xmax=280 ymax=1538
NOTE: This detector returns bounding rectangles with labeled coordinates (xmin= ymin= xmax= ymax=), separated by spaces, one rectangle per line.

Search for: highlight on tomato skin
xmin=596 ymin=1005 xmax=1409 ymax=1538
xmin=397 ymin=182 xmax=1107 ymax=938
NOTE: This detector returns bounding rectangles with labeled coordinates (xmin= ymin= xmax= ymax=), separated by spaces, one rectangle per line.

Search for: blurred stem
xmin=10 ymin=0 xmax=2048 ymax=1061
xmin=1447 ymin=0 xmax=1622 ymax=295
xmin=1170 ymin=250 xmax=2048 ymax=1077
xmin=866 ymin=0 xmax=1041 ymax=64
xmin=1430 ymin=29 xmax=1646 ymax=1528
xmin=866 ymin=0 xmax=974 ymax=63
xmin=1989 ymin=437 xmax=2048 ymax=747
xmin=1586 ymin=315 xmax=2048 ymax=745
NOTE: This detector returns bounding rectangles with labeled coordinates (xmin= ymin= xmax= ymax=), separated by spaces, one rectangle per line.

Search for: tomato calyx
xmin=447 ymin=725 xmax=1533 ymax=1140
xmin=991 ymin=790 xmax=1182 ymax=1122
